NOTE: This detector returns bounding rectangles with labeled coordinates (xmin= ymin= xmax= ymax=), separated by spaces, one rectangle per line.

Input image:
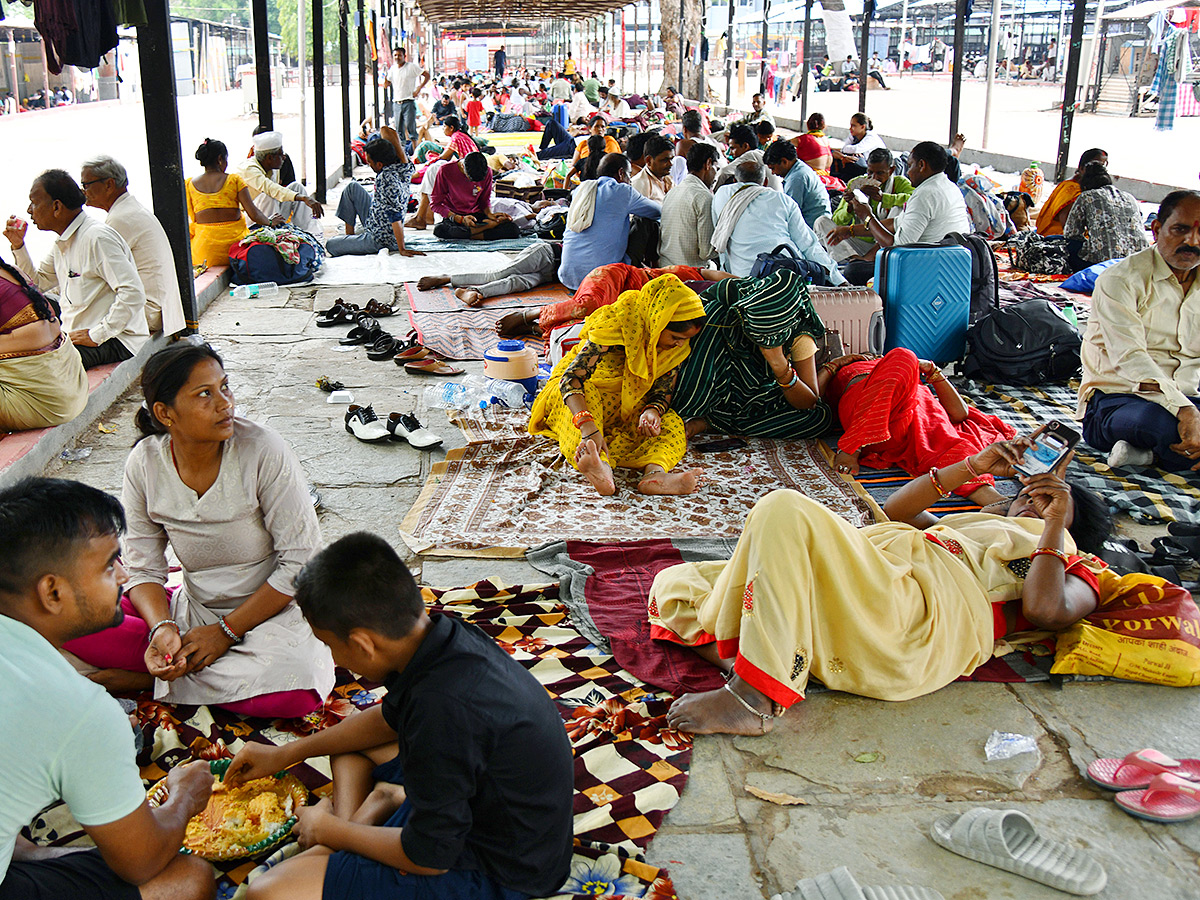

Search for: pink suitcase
xmin=809 ymin=287 xmax=885 ymax=356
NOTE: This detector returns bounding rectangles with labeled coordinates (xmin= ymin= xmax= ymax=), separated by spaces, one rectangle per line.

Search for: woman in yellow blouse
xmin=186 ymin=138 xmax=275 ymax=267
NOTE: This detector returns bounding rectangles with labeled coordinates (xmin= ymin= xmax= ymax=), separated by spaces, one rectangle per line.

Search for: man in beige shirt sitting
xmin=630 ymin=134 xmax=674 ymax=202
xmin=1078 ymin=190 xmax=1200 ymax=471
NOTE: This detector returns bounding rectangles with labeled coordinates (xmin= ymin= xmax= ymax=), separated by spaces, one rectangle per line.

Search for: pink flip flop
xmin=1115 ymin=773 xmax=1200 ymax=823
xmin=1086 ymin=748 xmax=1200 ymax=791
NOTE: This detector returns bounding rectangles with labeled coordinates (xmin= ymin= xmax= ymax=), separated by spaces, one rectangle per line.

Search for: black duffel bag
xmin=961 ymin=299 xmax=1082 ymax=385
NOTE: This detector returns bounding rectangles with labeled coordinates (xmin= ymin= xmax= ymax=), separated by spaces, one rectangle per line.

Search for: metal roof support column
xmin=800 ymin=0 xmax=812 ymax=120
xmin=981 ymin=0 xmax=1000 ymax=147
xmin=357 ymin=0 xmax=366 ymax=125
xmin=948 ymin=0 xmax=968 ymax=142
xmin=137 ymin=0 xmax=197 ymax=329
xmin=252 ymin=0 xmax=273 ymax=127
xmin=313 ymin=0 xmax=327 ymax=201
xmin=759 ymin=0 xmax=769 ymax=94
xmin=1053 ymin=0 xmax=1088 ymax=182
xmin=858 ymin=1 xmax=872 ymax=113
xmin=340 ymin=0 xmax=352 ymax=175
xmin=371 ymin=6 xmax=379 ymax=129
xmin=725 ymin=0 xmax=734 ymax=105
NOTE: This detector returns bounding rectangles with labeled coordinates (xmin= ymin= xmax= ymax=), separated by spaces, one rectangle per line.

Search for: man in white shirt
xmin=847 ymin=140 xmax=969 ymax=249
xmin=1078 ymin=190 xmax=1200 ymax=471
xmin=6 ymin=170 xmax=149 ymax=369
xmin=598 ymin=87 xmax=631 ymax=119
xmin=80 ymin=156 xmax=187 ymax=336
xmin=0 ymin=478 xmax=216 ymax=900
xmin=385 ymin=46 xmax=430 ymax=149
xmin=237 ymin=130 xmax=324 ymax=238
xmin=710 ymin=158 xmax=845 ymax=284
xmin=659 ymin=142 xmax=720 ymax=268
xmin=567 ymin=84 xmax=596 ymax=124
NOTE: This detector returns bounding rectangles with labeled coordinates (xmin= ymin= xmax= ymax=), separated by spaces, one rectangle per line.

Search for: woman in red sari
xmin=823 ymin=347 xmax=1016 ymax=505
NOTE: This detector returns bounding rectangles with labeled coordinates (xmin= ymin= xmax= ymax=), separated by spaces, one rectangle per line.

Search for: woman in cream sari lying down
xmin=650 ymin=435 xmax=1115 ymax=735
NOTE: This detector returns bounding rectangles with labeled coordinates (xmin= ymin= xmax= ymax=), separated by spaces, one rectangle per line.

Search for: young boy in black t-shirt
xmin=227 ymin=532 xmax=574 ymax=900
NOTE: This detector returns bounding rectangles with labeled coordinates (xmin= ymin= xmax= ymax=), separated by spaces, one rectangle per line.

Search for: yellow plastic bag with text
xmin=1051 ymin=569 xmax=1200 ymax=687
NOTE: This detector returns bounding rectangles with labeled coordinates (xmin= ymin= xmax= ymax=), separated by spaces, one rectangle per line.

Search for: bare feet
xmin=575 ymin=439 xmax=616 ymax=496
xmin=638 ymin=467 xmax=703 ymax=495
xmin=684 ymin=418 xmax=708 ymax=439
xmin=417 ymin=275 xmax=451 ymax=291
xmin=667 ymin=677 xmax=776 ymax=735
xmin=404 ymin=215 xmax=427 ymax=230
xmin=455 ymin=287 xmax=484 ymax=306
xmin=89 ymin=668 xmax=155 ymax=692
xmin=495 ymin=309 xmax=540 ymax=337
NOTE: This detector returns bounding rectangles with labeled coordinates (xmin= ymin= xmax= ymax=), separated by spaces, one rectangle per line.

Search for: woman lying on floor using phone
xmin=649 ymin=434 xmax=1114 ymax=736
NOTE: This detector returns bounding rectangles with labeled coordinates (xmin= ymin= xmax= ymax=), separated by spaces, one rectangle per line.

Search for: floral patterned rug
xmin=401 ymin=409 xmax=880 ymax=554
xmin=27 ymin=581 xmax=688 ymax=900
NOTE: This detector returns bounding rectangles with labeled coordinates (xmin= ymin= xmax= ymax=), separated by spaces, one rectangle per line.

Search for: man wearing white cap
xmin=237 ymin=130 xmax=324 ymax=237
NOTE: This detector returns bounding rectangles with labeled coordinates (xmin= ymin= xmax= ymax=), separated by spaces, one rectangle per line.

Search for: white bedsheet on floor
xmin=312 ymin=251 xmax=514 ymax=285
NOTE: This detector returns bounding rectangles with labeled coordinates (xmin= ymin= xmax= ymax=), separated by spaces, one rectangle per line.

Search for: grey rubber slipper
xmin=770 ymin=866 xmax=944 ymax=900
xmin=930 ymin=808 xmax=1107 ymax=896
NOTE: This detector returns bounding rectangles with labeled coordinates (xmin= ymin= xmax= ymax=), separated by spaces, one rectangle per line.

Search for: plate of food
xmin=147 ymin=758 xmax=308 ymax=861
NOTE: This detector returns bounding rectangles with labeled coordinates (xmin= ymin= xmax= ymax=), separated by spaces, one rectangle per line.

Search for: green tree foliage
xmin=168 ymin=0 xmax=277 ymax=31
xmin=277 ymin=0 xmax=359 ymax=62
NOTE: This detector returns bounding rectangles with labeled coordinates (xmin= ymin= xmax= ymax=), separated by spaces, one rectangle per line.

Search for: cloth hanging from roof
xmin=1151 ymin=28 xmax=1180 ymax=130
xmin=111 ymin=0 xmax=148 ymax=27
xmin=33 ymin=0 xmax=118 ymax=74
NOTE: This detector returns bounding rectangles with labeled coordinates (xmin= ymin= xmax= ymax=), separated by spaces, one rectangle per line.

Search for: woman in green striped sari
xmin=673 ymin=270 xmax=835 ymax=439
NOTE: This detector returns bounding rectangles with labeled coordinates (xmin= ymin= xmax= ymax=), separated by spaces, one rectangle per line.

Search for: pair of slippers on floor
xmin=1087 ymin=747 xmax=1200 ymax=823
xmin=1148 ymin=521 xmax=1200 ymax=570
xmin=772 ymin=807 xmax=1109 ymax=899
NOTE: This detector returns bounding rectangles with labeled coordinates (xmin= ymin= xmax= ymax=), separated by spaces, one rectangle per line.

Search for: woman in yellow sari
xmin=652 ymin=435 xmax=1115 ymax=735
xmin=1035 ymin=147 xmax=1107 ymax=236
xmin=529 ymin=273 xmax=707 ymax=497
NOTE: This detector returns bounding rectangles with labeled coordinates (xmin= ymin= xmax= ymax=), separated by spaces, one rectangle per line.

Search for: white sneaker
xmin=387 ymin=412 xmax=443 ymax=449
xmin=1107 ymin=440 xmax=1154 ymax=468
xmin=344 ymin=404 xmax=390 ymax=442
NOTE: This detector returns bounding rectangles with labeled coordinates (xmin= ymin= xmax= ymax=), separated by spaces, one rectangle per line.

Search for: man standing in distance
xmin=385 ymin=47 xmax=430 ymax=151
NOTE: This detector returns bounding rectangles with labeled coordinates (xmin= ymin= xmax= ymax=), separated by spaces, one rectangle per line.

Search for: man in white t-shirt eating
xmin=0 ymin=477 xmax=215 ymax=900
xmin=847 ymin=141 xmax=969 ymax=249
xmin=385 ymin=46 xmax=430 ymax=150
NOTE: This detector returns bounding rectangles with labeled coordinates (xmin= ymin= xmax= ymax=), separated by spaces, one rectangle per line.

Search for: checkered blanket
xmin=961 ymin=380 xmax=1200 ymax=524
xmin=27 ymin=582 xmax=685 ymax=900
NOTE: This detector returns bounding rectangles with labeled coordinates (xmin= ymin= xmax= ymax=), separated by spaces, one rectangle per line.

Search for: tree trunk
xmin=658 ymin=0 xmax=704 ymax=98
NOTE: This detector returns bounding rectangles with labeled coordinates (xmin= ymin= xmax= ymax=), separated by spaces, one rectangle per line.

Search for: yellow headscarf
xmin=580 ymin=273 xmax=706 ymax=420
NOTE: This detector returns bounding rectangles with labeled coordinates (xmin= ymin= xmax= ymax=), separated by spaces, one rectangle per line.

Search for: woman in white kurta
xmin=63 ymin=343 xmax=334 ymax=716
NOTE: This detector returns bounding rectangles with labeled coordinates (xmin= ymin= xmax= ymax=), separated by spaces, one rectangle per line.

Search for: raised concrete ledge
xmin=714 ymin=106 xmax=1182 ymax=203
xmin=0 ymin=264 xmax=232 ymax=487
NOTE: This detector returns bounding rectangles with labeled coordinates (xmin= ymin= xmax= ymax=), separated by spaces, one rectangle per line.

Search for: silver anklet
xmin=722 ymin=682 xmax=775 ymax=732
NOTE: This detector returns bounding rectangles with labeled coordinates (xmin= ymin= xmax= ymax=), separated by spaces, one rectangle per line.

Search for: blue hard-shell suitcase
xmin=874 ymin=244 xmax=972 ymax=364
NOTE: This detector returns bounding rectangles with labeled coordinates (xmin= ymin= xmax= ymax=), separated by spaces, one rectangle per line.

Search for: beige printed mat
xmin=400 ymin=409 xmax=880 ymax=554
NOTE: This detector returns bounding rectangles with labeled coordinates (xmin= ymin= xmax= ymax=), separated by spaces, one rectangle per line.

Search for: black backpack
xmin=961 ymin=299 xmax=1083 ymax=385
xmin=941 ymin=232 xmax=999 ymax=324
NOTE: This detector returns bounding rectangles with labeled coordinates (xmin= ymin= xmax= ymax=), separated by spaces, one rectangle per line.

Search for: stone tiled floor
xmin=41 ymin=277 xmax=1200 ymax=900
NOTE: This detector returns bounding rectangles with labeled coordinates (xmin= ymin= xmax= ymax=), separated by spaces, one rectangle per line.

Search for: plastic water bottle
xmin=423 ymin=383 xmax=481 ymax=410
xmin=463 ymin=374 xmax=526 ymax=408
xmin=229 ymin=282 xmax=280 ymax=300
xmin=1062 ymin=303 xmax=1079 ymax=328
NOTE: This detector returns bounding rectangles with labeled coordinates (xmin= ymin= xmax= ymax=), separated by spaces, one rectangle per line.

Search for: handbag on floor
xmin=1007 ymin=232 xmax=1071 ymax=275
xmin=749 ymin=243 xmax=831 ymax=285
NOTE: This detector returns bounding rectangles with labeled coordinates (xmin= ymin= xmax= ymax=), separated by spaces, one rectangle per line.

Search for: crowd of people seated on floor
xmin=0 ymin=64 xmax=1196 ymax=900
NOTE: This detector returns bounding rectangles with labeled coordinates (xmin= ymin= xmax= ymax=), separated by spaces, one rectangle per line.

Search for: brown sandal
xmin=404 ymin=359 xmax=465 ymax=376
xmin=364 ymin=299 xmax=396 ymax=318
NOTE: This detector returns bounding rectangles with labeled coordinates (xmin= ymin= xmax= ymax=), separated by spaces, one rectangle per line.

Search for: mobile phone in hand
xmin=1014 ymin=421 xmax=1080 ymax=477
